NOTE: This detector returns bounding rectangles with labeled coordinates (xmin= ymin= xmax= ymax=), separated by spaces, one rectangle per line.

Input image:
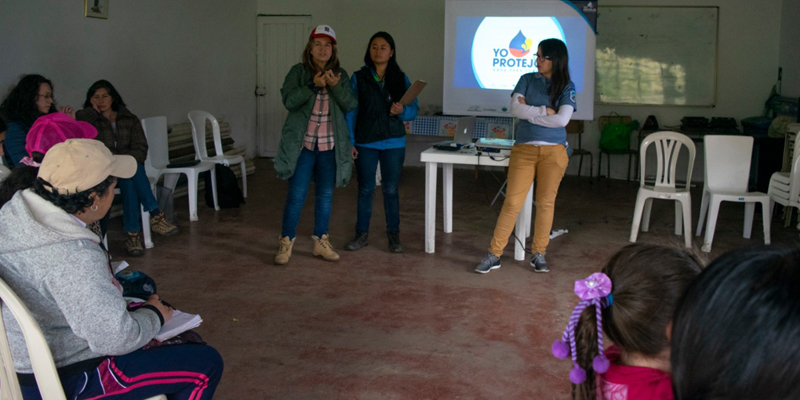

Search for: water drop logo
xmin=508 ymin=30 xmax=533 ymax=57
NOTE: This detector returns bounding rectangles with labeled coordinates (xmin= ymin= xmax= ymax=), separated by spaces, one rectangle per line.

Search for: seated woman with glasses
xmin=0 ymin=74 xmax=76 ymax=168
xmin=77 ymin=80 xmax=178 ymax=256
xmin=0 ymin=137 xmax=223 ymax=400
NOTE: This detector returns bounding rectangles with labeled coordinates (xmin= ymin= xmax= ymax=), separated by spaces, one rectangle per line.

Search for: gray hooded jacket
xmin=0 ymin=189 xmax=161 ymax=373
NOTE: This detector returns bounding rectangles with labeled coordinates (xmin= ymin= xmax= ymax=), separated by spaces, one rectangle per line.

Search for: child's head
xmin=553 ymin=243 xmax=701 ymax=400
xmin=671 ymin=246 xmax=800 ymax=400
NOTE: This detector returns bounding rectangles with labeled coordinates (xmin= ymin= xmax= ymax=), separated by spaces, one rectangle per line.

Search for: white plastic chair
xmin=630 ymin=131 xmax=696 ymax=248
xmin=768 ymin=130 xmax=800 ymax=229
xmin=0 ymin=276 xmax=166 ymax=400
xmin=141 ymin=117 xmax=219 ymax=222
xmin=695 ymin=135 xmax=771 ymax=252
xmin=187 ymin=110 xmax=247 ymax=198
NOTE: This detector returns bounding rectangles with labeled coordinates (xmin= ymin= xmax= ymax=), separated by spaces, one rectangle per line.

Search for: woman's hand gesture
xmin=351 ymin=146 xmax=358 ymax=160
xmin=313 ymin=71 xmax=327 ymax=88
xmin=325 ymin=70 xmax=341 ymax=87
xmin=59 ymin=106 xmax=76 ymax=119
xmin=390 ymin=102 xmax=404 ymax=116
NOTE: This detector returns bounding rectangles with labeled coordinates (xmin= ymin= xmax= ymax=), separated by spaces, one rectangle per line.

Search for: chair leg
xmin=674 ymin=201 xmax=683 ymax=236
xmin=187 ymin=172 xmax=199 ymax=222
xmin=681 ymin=198 xmax=692 ymax=248
xmin=578 ymin=154 xmax=583 ymax=178
xmin=641 ymin=198 xmax=654 ymax=232
xmin=141 ymin=205 xmax=153 ymax=249
xmin=607 ymin=154 xmax=611 ymax=180
xmin=597 ymin=152 xmax=602 ymax=178
xmin=627 ymin=153 xmax=632 ymax=181
xmin=211 ymin=167 xmax=220 ymax=211
xmin=239 ymin=160 xmax=247 ymax=198
xmin=761 ymin=199 xmax=771 ymax=245
xmin=744 ymin=202 xmax=755 ymax=239
xmin=588 ymin=153 xmax=594 ymax=179
xmin=695 ymin=190 xmax=710 ymax=236
xmin=702 ymin=197 xmax=722 ymax=252
xmin=630 ymin=192 xmax=646 ymax=243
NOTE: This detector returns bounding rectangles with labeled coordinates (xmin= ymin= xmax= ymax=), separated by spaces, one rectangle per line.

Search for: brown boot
xmin=312 ymin=234 xmax=339 ymax=261
xmin=150 ymin=212 xmax=179 ymax=236
xmin=274 ymin=236 xmax=294 ymax=265
xmin=125 ymin=232 xmax=144 ymax=256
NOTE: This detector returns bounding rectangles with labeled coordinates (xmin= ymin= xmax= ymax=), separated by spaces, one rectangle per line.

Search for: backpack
xmin=204 ymin=164 xmax=245 ymax=208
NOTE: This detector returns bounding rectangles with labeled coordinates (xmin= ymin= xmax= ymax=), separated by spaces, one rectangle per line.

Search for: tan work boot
xmin=150 ymin=212 xmax=179 ymax=236
xmin=125 ymin=232 xmax=144 ymax=256
xmin=274 ymin=236 xmax=294 ymax=265
xmin=312 ymin=234 xmax=339 ymax=261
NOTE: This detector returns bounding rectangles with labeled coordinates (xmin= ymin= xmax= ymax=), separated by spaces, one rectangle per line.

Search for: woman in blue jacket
xmin=0 ymin=74 xmax=75 ymax=167
xmin=345 ymin=32 xmax=418 ymax=253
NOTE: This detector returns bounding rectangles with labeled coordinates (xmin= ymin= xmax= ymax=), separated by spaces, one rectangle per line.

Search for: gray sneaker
xmin=475 ymin=253 xmax=501 ymax=274
xmin=530 ymin=252 xmax=549 ymax=273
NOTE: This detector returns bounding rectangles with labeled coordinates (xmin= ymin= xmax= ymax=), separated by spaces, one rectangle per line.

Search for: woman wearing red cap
xmin=273 ymin=24 xmax=357 ymax=265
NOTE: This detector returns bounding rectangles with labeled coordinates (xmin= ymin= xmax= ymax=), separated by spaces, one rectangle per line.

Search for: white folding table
xmin=420 ymin=147 xmax=533 ymax=261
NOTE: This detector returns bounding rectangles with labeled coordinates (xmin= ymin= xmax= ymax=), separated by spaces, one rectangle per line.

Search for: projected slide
xmin=454 ymin=17 xmax=586 ymax=93
xmin=443 ymin=0 xmax=597 ymax=120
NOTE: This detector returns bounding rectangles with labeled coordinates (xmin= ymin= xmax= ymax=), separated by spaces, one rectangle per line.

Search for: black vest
xmin=354 ymin=68 xmax=406 ymax=144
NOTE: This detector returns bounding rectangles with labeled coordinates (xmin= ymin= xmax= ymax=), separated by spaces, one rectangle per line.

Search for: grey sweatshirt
xmin=0 ymin=189 xmax=161 ymax=373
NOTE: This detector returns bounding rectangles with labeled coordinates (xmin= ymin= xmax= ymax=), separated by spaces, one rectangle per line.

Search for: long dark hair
xmin=363 ymin=32 xmax=406 ymax=102
xmin=301 ymin=36 xmax=340 ymax=76
xmin=572 ymin=244 xmax=701 ymax=400
xmin=0 ymin=74 xmax=57 ymax=126
xmin=83 ymin=79 xmax=126 ymax=111
xmin=672 ymin=247 xmax=800 ymax=400
xmin=538 ymin=39 xmax=571 ymax=108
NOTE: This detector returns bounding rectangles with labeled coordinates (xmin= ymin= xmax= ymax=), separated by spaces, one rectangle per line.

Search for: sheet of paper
xmin=112 ymin=261 xmax=129 ymax=274
xmin=155 ymin=310 xmax=203 ymax=341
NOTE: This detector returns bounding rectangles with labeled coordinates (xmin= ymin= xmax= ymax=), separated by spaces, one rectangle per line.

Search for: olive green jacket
xmin=274 ymin=63 xmax=357 ymax=187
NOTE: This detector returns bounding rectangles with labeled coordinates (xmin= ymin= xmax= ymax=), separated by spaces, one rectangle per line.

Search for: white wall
xmin=0 ymin=0 xmax=258 ymax=157
xmin=256 ymin=0 xmax=446 ymax=116
xmin=259 ymin=0 xmax=784 ymax=179
xmin=780 ymin=0 xmax=800 ymax=97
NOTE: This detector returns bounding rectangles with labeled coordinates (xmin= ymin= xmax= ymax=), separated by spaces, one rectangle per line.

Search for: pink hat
xmin=26 ymin=112 xmax=98 ymax=159
xmin=310 ymin=24 xmax=337 ymax=44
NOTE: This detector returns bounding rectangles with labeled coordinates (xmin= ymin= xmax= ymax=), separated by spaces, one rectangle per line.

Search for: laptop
xmin=453 ymin=116 xmax=476 ymax=145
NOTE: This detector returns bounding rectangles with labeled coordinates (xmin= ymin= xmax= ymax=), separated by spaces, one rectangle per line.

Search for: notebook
xmin=155 ymin=310 xmax=203 ymax=341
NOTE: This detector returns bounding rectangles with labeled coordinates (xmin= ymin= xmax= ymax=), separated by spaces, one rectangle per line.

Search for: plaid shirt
xmin=304 ymin=88 xmax=334 ymax=151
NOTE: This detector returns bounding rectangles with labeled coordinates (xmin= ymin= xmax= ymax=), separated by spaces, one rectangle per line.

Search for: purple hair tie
xmin=20 ymin=157 xmax=41 ymax=168
xmin=552 ymin=272 xmax=613 ymax=384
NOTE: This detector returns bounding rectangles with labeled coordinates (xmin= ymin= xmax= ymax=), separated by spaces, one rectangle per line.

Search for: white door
xmin=257 ymin=16 xmax=311 ymax=157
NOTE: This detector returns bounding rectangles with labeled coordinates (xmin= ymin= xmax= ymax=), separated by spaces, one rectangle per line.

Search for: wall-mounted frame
xmin=85 ymin=0 xmax=108 ymax=19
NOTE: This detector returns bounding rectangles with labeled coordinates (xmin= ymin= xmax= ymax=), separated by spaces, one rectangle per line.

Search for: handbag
xmin=599 ymin=113 xmax=633 ymax=152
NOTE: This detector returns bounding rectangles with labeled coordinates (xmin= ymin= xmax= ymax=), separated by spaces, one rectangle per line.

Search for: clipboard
xmin=398 ymin=80 xmax=426 ymax=106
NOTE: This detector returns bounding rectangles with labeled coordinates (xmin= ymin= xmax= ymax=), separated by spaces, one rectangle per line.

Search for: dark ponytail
xmin=569 ymin=243 xmax=701 ymax=400
xmin=538 ymin=39 xmax=571 ymax=108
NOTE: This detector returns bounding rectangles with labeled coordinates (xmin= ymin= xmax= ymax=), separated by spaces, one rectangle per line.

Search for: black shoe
xmin=530 ymin=252 xmax=549 ymax=273
xmin=475 ymin=252 xmax=501 ymax=274
xmin=387 ymin=232 xmax=405 ymax=253
xmin=345 ymin=231 xmax=369 ymax=251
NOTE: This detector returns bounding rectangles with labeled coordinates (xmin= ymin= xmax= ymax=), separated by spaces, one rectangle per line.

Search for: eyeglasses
xmin=534 ymin=53 xmax=551 ymax=60
xmin=37 ymin=93 xmax=53 ymax=100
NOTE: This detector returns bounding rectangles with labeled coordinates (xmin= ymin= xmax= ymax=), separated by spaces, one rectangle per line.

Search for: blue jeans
xmin=118 ymin=164 xmax=159 ymax=233
xmin=354 ymin=146 xmax=405 ymax=233
xmin=21 ymin=344 xmax=223 ymax=400
xmin=281 ymin=146 xmax=336 ymax=239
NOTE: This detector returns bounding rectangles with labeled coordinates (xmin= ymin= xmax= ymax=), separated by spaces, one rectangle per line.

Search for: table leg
xmin=515 ymin=184 xmax=534 ymax=261
xmin=425 ymin=162 xmax=438 ymax=253
xmin=443 ymin=163 xmax=453 ymax=233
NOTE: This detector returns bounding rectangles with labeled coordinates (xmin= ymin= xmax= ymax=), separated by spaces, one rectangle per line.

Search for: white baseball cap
xmin=310 ymin=24 xmax=337 ymax=44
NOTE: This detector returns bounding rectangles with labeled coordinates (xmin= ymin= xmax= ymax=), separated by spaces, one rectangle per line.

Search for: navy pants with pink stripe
xmin=22 ymin=344 xmax=223 ymax=400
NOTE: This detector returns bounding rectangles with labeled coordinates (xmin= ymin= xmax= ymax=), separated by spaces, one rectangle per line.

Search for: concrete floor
xmin=106 ymin=158 xmax=800 ymax=400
